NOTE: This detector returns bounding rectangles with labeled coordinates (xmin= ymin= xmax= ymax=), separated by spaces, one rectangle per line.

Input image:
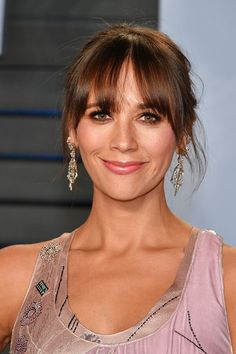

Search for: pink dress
xmin=10 ymin=228 xmax=233 ymax=353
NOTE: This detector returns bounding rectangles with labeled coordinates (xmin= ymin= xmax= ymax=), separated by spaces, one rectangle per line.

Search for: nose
xmin=110 ymin=119 xmax=138 ymax=152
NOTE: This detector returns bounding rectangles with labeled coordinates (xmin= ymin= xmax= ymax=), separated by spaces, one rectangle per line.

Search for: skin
xmin=0 ymin=63 xmax=236 ymax=351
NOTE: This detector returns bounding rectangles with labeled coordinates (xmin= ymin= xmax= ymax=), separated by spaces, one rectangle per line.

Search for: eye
xmin=89 ymin=110 xmax=111 ymax=122
xmin=139 ymin=112 xmax=162 ymax=125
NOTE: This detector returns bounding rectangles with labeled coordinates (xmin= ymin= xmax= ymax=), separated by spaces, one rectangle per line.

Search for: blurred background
xmin=161 ymin=0 xmax=236 ymax=246
xmin=0 ymin=0 xmax=158 ymax=249
xmin=0 ymin=0 xmax=235 ymax=351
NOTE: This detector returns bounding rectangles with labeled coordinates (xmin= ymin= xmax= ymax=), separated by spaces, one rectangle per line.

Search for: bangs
xmin=63 ymin=24 xmax=206 ymax=190
xmin=67 ymin=33 xmax=179 ymax=133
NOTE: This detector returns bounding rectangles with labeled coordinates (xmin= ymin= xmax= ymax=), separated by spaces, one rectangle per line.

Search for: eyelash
xmin=89 ymin=110 xmax=161 ymax=125
xmin=90 ymin=110 xmax=111 ymax=121
xmin=139 ymin=112 xmax=162 ymax=125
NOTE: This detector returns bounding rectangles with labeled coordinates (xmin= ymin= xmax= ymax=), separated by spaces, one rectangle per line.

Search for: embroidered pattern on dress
xmin=80 ymin=333 xmax=102 ymax=343
xmin=20 ymin=300 xmax=42 ymax=326
xmin=14 ymin=335 xmax=28 ymax=353
xmin=174 ymin=310 xmax=207 ymax=353
xmin=55 ymin=265 xmax=65 ymax=303
xmin=40 ymin=241 xmax=63 ymax=262
xmin=68 ymin=315 xmax=80 ymax=333
xmin=127 ymin=294 xmax=180 ymax=341
xmin=59 ymin=295 xmax=68 ymax=317
xmin=35 ymin=280 xmax=49 ymax=296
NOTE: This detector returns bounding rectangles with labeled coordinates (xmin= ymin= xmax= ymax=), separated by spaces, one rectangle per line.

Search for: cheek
xmin=76 ymin=120 xmax=103 ymax=155
xmin=76 ymin=118 xmax=176 ymax=166
xmin=146 ymin=126 xmax=176 ymax=162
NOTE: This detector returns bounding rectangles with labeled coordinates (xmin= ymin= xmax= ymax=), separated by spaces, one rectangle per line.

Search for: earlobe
xmin=68 ymin=128 xmax=79 ymax=149
xmin=176 ymin=135 xmax=190 ymax=155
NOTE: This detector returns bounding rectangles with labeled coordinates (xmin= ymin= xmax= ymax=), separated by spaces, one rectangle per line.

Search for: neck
xmin=76 ymin=183 xmax=191 ymax=253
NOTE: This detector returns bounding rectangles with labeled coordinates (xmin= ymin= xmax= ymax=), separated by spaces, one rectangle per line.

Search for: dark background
xmin=0 ymin=1 xmax=157 ymax=351
xmin=0 ymin=0 xmax=158 ymax=247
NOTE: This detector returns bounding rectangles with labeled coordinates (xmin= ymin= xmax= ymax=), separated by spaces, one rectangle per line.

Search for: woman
xmin=0 ymin=24 xmax=235 ymax=353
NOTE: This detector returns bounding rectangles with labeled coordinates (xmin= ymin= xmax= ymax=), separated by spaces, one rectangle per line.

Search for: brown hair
xmin=62 ymin=23 xmax=206 ymax=188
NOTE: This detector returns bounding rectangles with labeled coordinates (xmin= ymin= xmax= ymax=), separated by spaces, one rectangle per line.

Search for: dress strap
xmin=173 ymin=229 xmax=233 ymax=353
xmin=10 ymin=231 xmax=73 ymax=354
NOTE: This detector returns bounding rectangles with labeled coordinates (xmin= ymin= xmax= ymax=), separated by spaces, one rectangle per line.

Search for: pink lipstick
xmin=102 ymin=160 xmax=146 ymax=175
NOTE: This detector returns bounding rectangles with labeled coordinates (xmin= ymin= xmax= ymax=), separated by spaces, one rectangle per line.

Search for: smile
xmin=101 ymin=159 xmax=146 ymax=175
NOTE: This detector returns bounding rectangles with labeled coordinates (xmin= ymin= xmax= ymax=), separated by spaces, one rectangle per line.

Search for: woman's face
xmin=69 ymin=64 xmax=177 ymax=201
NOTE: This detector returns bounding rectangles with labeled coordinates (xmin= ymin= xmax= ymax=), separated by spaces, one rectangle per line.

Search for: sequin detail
xmin=40 ymin=241 xmax=63 ymax=262
xmin=80 ymin=333 xmax=102 ymax=343
xmin=20 ymin=300 xmax=42 ymax=326
xmin=14 ymin=335 xmax=28 ymax=353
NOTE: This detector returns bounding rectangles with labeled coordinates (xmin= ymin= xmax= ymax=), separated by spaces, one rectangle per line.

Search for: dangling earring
xmin=171 ymin=146 xmax=189 ymax=196
xmin=67 ymin=137 xmax=78 ymax=191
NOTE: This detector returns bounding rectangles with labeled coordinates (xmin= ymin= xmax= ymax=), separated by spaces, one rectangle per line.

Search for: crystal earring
xmin=170 ymin=146 xmax=189 ymax=196
xmin=67 ymin=137 xmax=78 ymax=191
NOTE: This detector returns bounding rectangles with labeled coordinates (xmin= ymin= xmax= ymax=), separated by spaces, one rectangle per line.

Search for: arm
xmin=222 ymin=243 xmax=236 ymax=352
xmin=0 ymin=244 xmax=39 ymax=351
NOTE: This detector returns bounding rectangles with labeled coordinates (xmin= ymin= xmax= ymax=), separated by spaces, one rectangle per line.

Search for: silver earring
xmin=67 ymin=137 xmax=78 ymax=191
xmin=171 ymin=147 xmax=189 ymax=196
xmin=171 ymin=154 xmax=184 ymax=196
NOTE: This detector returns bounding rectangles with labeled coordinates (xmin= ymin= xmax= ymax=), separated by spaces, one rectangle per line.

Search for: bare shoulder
xmin=222 ymin=242 xmax=236 ymax=285
xmin=0 ymin=240 xmax=47 ymax=350
xmin=222 ymin=242 xmax=236 ymax=350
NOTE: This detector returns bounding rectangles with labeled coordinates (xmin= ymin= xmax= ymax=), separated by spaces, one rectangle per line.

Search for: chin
xmin=111 ymin=194 xmax=140 ymax=202
xmin=102 ymin=187 xmax=153 ymax=203
xmin=93 ymin=180 xmax=163 ymax=202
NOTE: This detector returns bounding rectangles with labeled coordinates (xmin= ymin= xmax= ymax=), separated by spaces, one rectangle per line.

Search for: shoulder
xmin=198 ymin=229 xmax=236 ymax=348
xmin=0 ymin=242 xmax=41 ymax=349
xmin=222 ymin=241 xmax=236 ymax=293
xmin=222 ymin=241 xmax=236 ymax=350
xmin=0 ymin=233 xmax=68 ymax=349
xmin=0 ymin=242 xmax=44 ymax=297
xmin=0 ymin=243 xmax=43 ymax=329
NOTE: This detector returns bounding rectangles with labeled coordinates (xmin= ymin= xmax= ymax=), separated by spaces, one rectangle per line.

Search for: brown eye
xmin=90 ymin=110 xmax=111 ymax=122
xmin=139 ymin=112 xmax=161 ymax=124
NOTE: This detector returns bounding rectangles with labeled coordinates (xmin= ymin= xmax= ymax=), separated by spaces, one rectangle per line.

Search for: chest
xmin=11 ymin=233 xmax=233 ymax=353
xmin=67 ymin=249 xmax=183 ymax=334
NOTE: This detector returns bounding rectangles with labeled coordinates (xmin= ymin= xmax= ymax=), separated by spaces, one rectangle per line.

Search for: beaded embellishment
xmin=127 ymin=294 xmax=180 ymax=341
xmin=20 ymin=300 xmax=42 ymax=326
xmin=40 ymin=241 xmax=63 ymax=262
xmin=174 ymin=310 xmax=207 ymax=353
xmin=14 ymin=335 xmax=28 ymax=353
xmin=80 ymin=333 xmax=102 ymax=343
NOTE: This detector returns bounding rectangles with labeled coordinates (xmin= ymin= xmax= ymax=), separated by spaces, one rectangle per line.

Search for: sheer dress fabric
xmin=10 ymin=229 xmax=233 ymax=353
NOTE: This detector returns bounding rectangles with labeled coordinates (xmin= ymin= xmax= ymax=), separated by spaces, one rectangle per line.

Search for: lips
xmin=101 ymin=159 xmax=146 ymax=175
xmin=104 ymin=160 xmax=144 ymax=166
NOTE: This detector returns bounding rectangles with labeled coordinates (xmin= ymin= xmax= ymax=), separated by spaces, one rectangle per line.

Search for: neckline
xmin=55 ymin=226 xmax=201 ymax=344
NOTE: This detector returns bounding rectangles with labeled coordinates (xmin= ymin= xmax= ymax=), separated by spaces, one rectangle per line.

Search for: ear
xmin=68 ymin=126 xmax=79 ymax=149
xmin=175 ymin=134 xmax=190 ymax=154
